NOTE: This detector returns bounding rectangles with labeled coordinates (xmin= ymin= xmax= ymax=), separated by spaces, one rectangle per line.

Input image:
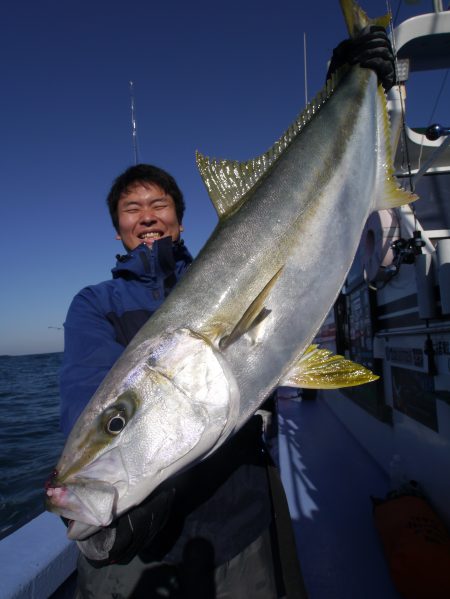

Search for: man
xmin=60 ymin=30 xmax=396 ymax=598
xmin=60 ymin=165 xmax=190 ymax=435
xmin=61 ymin=164 xmax=284 ymax=598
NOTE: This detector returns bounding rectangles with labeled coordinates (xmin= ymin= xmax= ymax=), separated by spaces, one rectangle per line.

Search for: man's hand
xmin=327 ymin=26 xmax=396 ymax=91
xmin=75 ymin=486 xmax=175 ymax=567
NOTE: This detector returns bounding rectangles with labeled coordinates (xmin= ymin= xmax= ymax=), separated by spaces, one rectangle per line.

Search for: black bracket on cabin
xmin=391 ymin=231 xmax=426 ymax=268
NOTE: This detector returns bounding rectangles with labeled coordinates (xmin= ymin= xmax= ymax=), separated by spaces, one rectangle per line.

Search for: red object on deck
xmin=373 ymin=495 xmax=450 ymax=599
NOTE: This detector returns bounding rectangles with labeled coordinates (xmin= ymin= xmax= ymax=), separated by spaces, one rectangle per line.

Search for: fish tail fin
xmin=340 ymin=0 xmax=390 ymax=38
xmin=339 ymin=1 xmax=417 ymax=211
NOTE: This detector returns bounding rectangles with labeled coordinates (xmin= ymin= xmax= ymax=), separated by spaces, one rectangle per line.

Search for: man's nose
xmin=140 ymin=209 xmax=157 ymax=224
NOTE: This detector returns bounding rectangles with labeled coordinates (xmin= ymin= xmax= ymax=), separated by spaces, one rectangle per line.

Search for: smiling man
xmin=116 ymin=184 xmax=182 ymax=248
xmin=113 ymin=179 xmax=184 ymax=252
xmin=60 ymin=165 xmax=192 ymax=435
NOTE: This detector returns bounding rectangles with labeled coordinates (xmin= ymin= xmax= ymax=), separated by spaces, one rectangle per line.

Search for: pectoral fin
xmin=219 ymin=268 xmax=283 ymax=350
xmin=279 ymin=345 xmax=378 ymax=389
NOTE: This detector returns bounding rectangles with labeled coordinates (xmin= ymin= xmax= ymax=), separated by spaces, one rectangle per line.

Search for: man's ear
xmin=116 ymin=232 xmax=121 ymax=240
xmin=179 ymin=225 xmax=184 ymax=232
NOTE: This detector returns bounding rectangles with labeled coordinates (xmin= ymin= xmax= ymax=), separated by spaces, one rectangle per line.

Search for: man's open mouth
xmin=139 ymin=231 xmax=163 ymax=240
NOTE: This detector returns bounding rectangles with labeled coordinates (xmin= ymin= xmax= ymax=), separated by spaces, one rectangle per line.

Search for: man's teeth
xmin=140 ymin=232 xmax=161 ymax=239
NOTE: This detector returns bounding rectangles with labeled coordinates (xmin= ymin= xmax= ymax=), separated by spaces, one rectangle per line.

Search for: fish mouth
xmin=46 ymin=477 xmax=117 ymax=532
xmin=45 ymin=445 xmax=128 ymax=538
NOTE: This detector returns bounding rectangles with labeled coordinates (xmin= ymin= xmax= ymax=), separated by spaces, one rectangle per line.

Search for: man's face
xmin=116 ymin=182 xmax=183 ymax=252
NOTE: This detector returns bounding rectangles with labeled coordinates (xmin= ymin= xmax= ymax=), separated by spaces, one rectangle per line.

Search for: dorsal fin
xmin=198 ymin=0 xmax=394 ymax=221
xmin=196 ymin=73 xmax=342 ymax=220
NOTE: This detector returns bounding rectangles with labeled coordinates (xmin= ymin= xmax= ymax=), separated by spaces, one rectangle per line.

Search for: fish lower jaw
xmin=67 ymin=520 xmax=102 ymax=541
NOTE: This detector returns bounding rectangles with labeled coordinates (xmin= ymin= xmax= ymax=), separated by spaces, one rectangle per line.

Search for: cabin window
xmin=334 ymin=285 xmax=390 ymax=422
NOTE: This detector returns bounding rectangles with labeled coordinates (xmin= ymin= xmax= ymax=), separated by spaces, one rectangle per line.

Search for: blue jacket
xmin=60 ymin=237 xmax=193 ymax=435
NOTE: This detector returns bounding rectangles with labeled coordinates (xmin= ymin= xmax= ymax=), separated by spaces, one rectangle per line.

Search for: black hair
xmin=106 ymin=164 xmax=185 ymax=231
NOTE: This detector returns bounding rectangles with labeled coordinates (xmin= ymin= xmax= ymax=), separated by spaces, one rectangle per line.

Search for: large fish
xmin=46 ymin=0 xmax=416 ymax=540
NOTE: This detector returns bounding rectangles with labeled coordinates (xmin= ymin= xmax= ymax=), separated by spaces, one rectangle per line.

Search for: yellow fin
xmin=375 ymin=85 xmax=418 ymax=210
xmin=196 ymin=73 xmax=343 ymax=220
xmin=220 ymin=268 xmax=283 ymax=349
xmin=197 ymin=0 xmax=401 ymax=220
xmin=279 ymin=345 xmax=378 ymax=389
xmin=340 ymin=0 xmax=390 ymax=38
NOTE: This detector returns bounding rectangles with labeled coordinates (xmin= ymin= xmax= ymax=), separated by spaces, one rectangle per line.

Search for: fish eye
xmin=106 ymin=413 xmax=126 ymax=435
xmin=101 ymin=391 xmax=139 ymax=436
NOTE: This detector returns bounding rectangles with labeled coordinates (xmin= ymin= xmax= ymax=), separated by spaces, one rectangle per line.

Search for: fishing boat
xmin=277 ymin=4 xmax=450 ymax=597
xmin=1 ymin=4 xmax=449 ymax=598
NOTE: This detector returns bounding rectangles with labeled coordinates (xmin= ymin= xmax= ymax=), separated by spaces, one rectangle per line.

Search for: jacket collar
xmin=112 ymin=237 xmax=192 ymax=280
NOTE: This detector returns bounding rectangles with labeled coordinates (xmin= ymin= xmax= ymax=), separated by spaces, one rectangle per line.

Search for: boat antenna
xmin=129 ymin=80 xmax=140 ymax=165
xmin=303 ymin=32 xmax=308 ymax=106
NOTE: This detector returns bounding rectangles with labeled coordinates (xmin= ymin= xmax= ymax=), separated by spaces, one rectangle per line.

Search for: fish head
xmin=46 ymin=328 xmax=240 ymax=540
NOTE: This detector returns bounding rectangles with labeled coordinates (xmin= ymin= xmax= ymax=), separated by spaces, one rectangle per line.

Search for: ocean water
xmin=0 ymin=352 xmax=66 ymax=539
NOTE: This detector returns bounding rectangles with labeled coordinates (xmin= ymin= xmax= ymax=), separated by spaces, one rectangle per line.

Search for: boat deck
xmin=278 ymin=395 xmax=401 ymax=599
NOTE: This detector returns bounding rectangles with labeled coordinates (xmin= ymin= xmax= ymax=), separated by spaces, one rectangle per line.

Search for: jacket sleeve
xmin=59 ymin=287 xmax=125 ymax=436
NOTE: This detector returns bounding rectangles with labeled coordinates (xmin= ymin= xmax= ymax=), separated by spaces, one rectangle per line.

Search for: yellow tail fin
xmin=340 ymin=0 xmax=390 ymax=38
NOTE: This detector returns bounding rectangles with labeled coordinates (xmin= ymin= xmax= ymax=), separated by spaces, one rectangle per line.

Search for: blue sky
xmin=1 ymin=0 xmax=448 ymax=355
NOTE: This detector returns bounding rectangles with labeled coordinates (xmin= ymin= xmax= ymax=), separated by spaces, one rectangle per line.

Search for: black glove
xmin=75 ymin=486 xmax=175 ymax=567
xmin=327 ymin=26 xmax=395 ymax=91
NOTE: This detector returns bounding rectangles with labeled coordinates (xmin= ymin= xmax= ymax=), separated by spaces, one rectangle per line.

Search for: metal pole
xmin=303 ymin=32 xmax=308 ymax=106
xmin=129 ymin=80 xmax=139 ymax=165
xmin=411 ymin=136 xmax=450 ymax=187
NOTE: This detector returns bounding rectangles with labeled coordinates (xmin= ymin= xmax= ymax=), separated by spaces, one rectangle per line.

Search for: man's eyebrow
xmin=120 ymin=199 xmax=142 ymax=207
xmin=121 ymin=194 xmax=168 ymax=205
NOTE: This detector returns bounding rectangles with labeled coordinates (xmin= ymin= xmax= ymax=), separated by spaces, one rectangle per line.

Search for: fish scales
xmin=133 ymin=73 xmax=373 ymax=341
xmin=128 ymin=68 xmax=378 ymax=417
